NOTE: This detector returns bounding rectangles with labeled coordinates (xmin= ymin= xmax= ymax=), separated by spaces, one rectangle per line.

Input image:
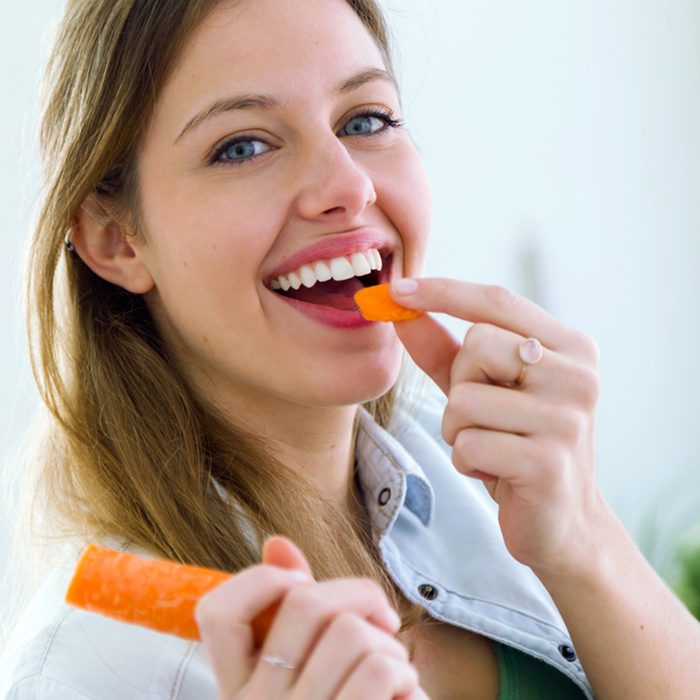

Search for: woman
xmin=1 ymin=0 xmax=698 ymax=697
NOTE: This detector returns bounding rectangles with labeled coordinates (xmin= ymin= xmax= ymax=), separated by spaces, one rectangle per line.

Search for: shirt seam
xmin=9 ymin=673 xmax=95 ymax=699
xmin=357 ymin=421 xmax=405 ymax=529
xmin=395 ymin=552 xmax=575 ymax=640
xmin=19 ymin=577 xmax=194 ymax=699
xmin=36 ymin=607 xmax=75 ymax=678
xmin=168 ymin=643 xmax=199 ymax=699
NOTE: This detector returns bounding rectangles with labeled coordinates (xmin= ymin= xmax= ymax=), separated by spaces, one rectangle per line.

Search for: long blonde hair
xmin=22 ymin=0 xmax=425 ymax=628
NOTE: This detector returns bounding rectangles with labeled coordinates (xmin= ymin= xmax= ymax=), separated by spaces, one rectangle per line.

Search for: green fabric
xmin=493 ymin=640 xmax=588 ymax=700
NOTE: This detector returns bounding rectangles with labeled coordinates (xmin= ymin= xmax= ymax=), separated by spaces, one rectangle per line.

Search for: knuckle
xmin=570 ymin=330 xmax=600 ymax=366
xmin=582 ymin=334 xmax=601 ymax=366
xmin=387 ymin=637 xmax=411 ymax=662
xmin=433 ymin=277 xmax=451 ymax=299
xmin=557 ymin=407 xmax=586 ymax=441
xmin=566 ymin=363 xmax=601 ymax=409
xmin=453 ymin=428 xmax=477 ymax=455
xmin=193 ymin=594 xmax=217 ymax=628
xmin=359 ymin=652 xmax=396 ymax=685
xmin=448 ymin=382 xmax=477 ymax=415
xmin=440 ymin=413 xmax=453 ymax=446
xmin=464 ymin=323 xmax=496 ymax=354
xmin=283 ymin=580 xmax=319 ymax=616
xmin=452 ymin=429 xmax=479 ymax=471
xmin=355 ymin=576 xmax=389 ymax=606
xmin=464 ymin=323 xmax=486 ymax=351
xmin=195 ymin=564 xmax=297 ymax=629
xmin=538 ymin=442 xmax=569 ymax=475
xmin=328 ymin=614 xmax=409 ymax=662
xmin=580 ymin=367 xmax=601 ymax=408
xmin=331 ymin=611 xmax=368 ymax=640
xmin=484 ymin=284 xmax=518 ymax=313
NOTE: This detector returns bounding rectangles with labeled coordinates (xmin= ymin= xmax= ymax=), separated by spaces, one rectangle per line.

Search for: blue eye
xmin=341 ymin=110 xmax=404 ymax=137
xmin=211 ymin=137 xmax=271 ymax=165
xmin=208 ymin=109 xmax=403 ymax=167
xmin=343 ymin=115 xmax=383 ymax=136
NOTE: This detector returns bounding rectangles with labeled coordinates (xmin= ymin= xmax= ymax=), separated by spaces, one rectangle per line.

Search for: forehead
xmin=159 ymin=0 xmax=387 ymax=115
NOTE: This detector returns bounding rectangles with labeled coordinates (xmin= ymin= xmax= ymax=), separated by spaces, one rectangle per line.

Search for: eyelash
xmin=207 ymin=107 xmax=405 ymax=167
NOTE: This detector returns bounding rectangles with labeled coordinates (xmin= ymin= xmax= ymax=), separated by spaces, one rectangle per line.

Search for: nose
xmin=292 ymin=136 xmax=377 ymax=222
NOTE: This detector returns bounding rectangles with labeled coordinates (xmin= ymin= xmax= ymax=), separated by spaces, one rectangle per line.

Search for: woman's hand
xmin=390 ymin=278 xmax=604 ymax=580
xmin=195 ymin=536 xmax=427 ymax=699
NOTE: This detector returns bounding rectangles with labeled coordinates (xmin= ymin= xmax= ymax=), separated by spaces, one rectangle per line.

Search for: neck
xmin=214 ymin=387 xmax=363 ymax=515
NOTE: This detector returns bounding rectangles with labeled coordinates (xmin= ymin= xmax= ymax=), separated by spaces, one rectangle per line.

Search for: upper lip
xmin=263 ymin=229 xmax=395 ymax=286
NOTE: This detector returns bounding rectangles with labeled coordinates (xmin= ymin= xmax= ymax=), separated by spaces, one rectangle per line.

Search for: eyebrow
xmin=174 ymin=67 xmax=398 ymax=144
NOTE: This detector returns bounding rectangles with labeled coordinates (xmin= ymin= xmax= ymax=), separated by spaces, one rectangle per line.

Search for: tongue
xmin=280 ymin=277 xmax=364 ymax=310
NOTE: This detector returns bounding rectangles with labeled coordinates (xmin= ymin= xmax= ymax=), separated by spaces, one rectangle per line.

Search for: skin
xmin=71 ymin=0 xmax=700 ymax=697
xmin=74 ymin=0 xmax=431 ymax=509
xmin=73 ymin=0 xmax=430 ymax=696
xmin=389 ymin=279 xmax=700 ymax=698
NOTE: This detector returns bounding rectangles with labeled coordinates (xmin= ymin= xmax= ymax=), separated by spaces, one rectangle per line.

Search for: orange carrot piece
xmin=65 ymin=544 xmax=277 ymax=645
xmin=354 ymin=284 xmax=422 ymax=322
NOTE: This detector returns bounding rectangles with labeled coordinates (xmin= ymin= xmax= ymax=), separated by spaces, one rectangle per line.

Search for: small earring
xmin=64 ymin=234 xmax=76 ymax=252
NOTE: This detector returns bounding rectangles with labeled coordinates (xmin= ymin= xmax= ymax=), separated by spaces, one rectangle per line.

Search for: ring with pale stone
xmin=515 ymin=337 xmax=544 ymax=385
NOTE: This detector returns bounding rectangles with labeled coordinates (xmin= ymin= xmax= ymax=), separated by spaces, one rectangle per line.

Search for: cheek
xmin=376 ymin=146 xmax=432 ymax=277
xmin=139 ymin=171 xmax=277 ymax=287
xmin=137 ymin=199 xmax=274 ymax=350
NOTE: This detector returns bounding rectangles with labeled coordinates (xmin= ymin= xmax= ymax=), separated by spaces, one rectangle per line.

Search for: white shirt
xmin=0 ymin=389 xmax=594 ymax=699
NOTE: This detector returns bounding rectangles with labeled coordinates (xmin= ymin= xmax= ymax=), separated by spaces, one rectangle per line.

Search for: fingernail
xmin=392 ymin=278 xmax=418 ymax=295
xmin=288 ymin=569 xmax=313 ymax=582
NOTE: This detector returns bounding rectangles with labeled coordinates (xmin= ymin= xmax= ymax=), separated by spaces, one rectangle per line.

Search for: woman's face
xmin=134 ymin=0 xmax=432 ymax=412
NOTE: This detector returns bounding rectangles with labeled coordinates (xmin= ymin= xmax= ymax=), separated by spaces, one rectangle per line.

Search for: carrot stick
xmin=354 ymin=284 xmax=422 ymax=322
xmin=65 ymin=544 xmax=277 ymax=645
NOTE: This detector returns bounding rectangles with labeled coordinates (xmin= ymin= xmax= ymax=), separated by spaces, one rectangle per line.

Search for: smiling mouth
xmin=268 ymin=250 xmax=392 ymax=310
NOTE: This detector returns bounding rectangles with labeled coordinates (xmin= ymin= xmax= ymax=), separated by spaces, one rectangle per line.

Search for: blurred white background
xmin=2 ymin=0 xmax=699 ymax=583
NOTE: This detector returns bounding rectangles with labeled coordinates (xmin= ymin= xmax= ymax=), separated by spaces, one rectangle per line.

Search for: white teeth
xmin=299 ymin=264 xmax=316 ymax=288
xmin=329 ymin=256 xmax=355 ymax=281
xmin=288 ymin=272 xmax=302 ymax=290
xmin=350 ymin=252 xmax=372 ymax=277
xmin=314 ymin=261 xmax=332 ymax=282
xmin=270 ymin=247 xmax=385 ymax=291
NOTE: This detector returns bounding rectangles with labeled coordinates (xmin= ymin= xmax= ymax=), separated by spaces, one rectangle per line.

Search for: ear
xmin=69 ymin=194 xmax=155 ymax=294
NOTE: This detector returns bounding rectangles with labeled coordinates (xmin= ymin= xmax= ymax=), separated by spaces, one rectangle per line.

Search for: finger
xmin=450 ymin=323 xmax=544 ymax=388
xmin=390 ymin=278 xmax=598 ymax=363
xmin=451 ymin=427 xmax=556 ymax=486
xmin=249 ymin=578 xmax=401 ymax=697
xmin=336 ymin=653 xmax=419 ymax=700
xmin=194 ymin=565 xmax=313 ymax=698
xmin=449 ymin=327 xmax=601 ymax=411
xmin=262 ymin=536 xmax=314 ymax=578
xmin=392 ymin=311 xmax=461 ymax=396
xmin=441 ymin=382 xmax=557 ymax=445
xmin=291 ymin=613 xmax=409 ymax=699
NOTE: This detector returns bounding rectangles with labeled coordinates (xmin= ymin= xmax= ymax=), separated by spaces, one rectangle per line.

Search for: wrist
xmin=532 ymin=488 xmax=626 ymax=591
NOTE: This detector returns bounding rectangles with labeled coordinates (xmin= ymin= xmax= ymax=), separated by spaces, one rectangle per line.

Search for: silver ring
xmin=260 ymin=654 xmax=297 ymax=671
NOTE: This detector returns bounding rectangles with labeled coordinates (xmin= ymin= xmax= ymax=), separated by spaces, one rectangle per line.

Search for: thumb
xmin=392 ymin=311 xmax=460 ymax=397
xmin=262 ymin=535 xmax=314 ymax=578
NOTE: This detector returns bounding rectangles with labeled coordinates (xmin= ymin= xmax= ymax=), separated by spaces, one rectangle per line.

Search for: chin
xmin=306 ymin=350 xmax=403 ymax=408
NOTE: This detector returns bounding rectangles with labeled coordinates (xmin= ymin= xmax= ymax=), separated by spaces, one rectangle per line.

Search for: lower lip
xmin=272 ymin=292 xmax=377 ymax=329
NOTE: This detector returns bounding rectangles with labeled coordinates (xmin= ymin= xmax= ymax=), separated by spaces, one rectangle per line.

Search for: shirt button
xmin=558 ymin=644 xmax=577 ymax=662
xmin=418 ymin=584 xmax=438 ymax=601
xmin=378 ymin=487 xmax=391 ymax=506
